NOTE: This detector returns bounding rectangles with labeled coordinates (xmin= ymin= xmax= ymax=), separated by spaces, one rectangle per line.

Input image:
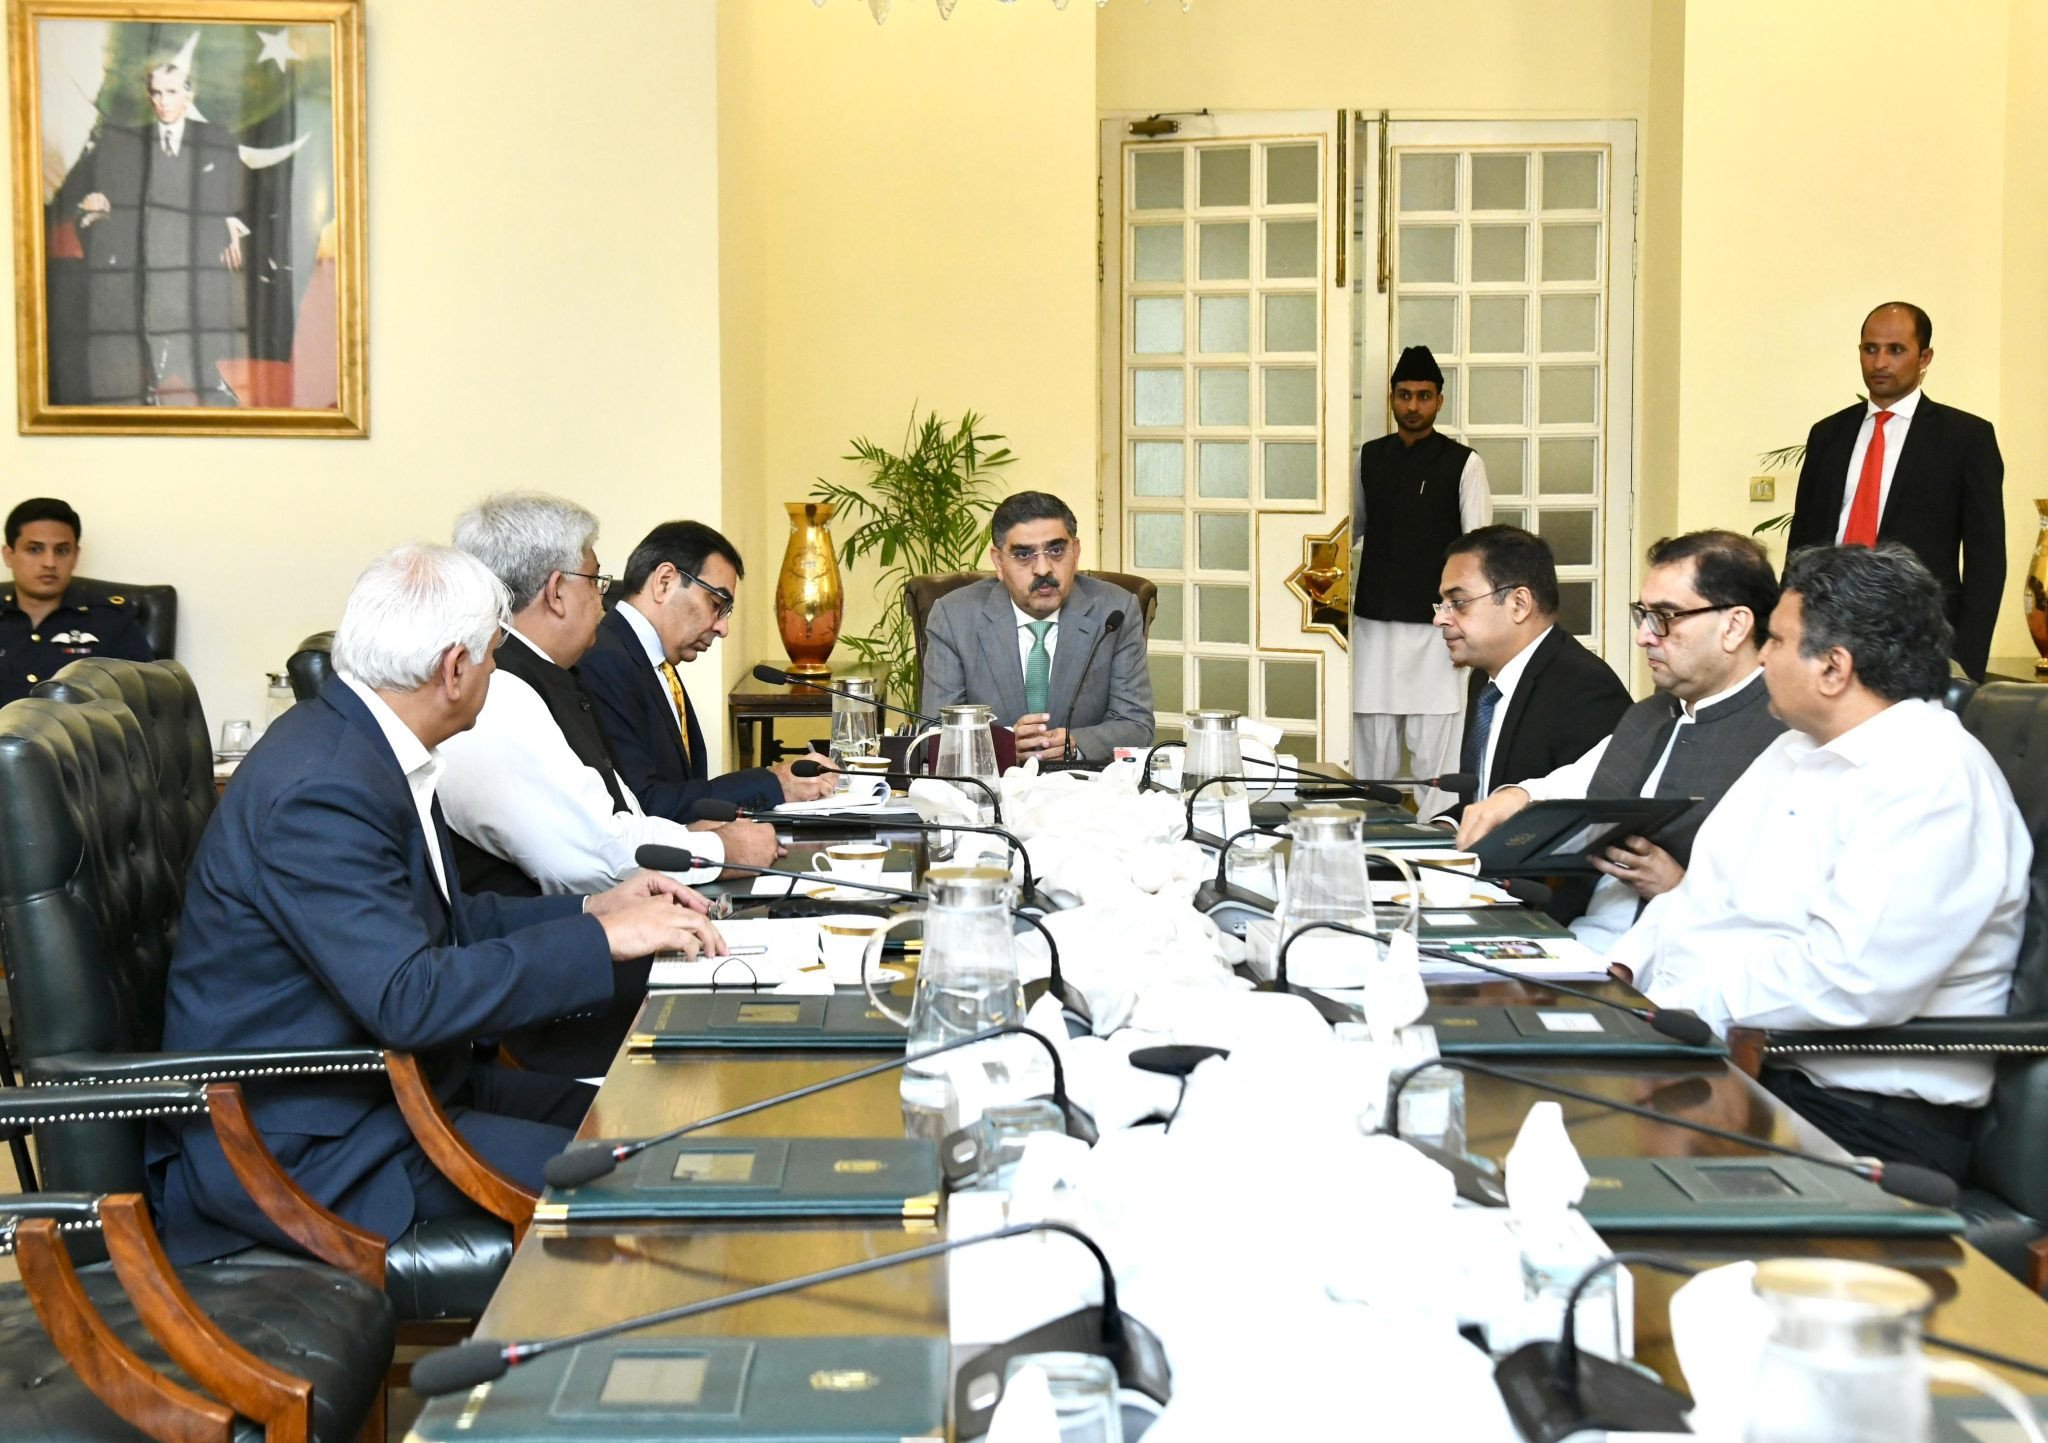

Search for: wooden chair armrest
xmin=2030 ymin=1233 xmax=2048 ymax=1297
xmin=14 ymin=1215 xmax=235 ymax=1443
xmin=100 ymin=1194 xmax=316 ymax=1443
xmin=1727 ymin=1025 xmax=1766 ymax=1079
xmin=204 ymin=1082 xmax=386 ymax=1289
xmin=383 ymin=1051 xmax=538 ymax=1244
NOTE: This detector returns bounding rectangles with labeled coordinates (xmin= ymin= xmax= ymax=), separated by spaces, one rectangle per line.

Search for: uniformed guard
xmin=1350 ymin=345 xmax=1493 ymax=811
xmin=1 ymin=497 xmax=154 ymax=705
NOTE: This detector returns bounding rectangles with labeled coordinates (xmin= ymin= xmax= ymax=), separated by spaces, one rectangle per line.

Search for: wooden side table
xmin=727 ymin=664 xmax=877 ymax=768
xmin=1985 ymin=656 xmax=2048 ymax=685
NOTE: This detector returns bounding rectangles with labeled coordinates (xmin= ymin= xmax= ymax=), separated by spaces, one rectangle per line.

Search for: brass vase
xmin=2027 ymin=499 xmax=2048 ymax=674
xmin=775 ymin=500 xmax=844 ymax=678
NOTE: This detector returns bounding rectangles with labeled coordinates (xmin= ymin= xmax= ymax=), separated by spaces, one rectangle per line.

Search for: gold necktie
xmin=659 ymin=661 xmax=694 ymax=768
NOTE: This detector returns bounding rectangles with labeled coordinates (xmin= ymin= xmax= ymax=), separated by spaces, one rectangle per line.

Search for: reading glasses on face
xmin=1430 ymin=585 xmax=1514 ymax=617
xmin=1629 ymin=601 xmax=1729 ymax=637
xmin=1005 ymin=540 xmax=1072 ymax=565
xmin=561 ymin=570 xmax=615 ymax=597
xmin=675 ymin=567 xmax=736 ymax=619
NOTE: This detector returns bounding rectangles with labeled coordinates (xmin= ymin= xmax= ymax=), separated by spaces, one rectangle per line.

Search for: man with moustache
xmin=921 ymin=491 xmax=1153 ymax=763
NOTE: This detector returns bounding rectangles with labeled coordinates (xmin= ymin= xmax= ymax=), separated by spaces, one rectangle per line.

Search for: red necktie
xmin=1841 ymin=410 xmax=1894 ymax=546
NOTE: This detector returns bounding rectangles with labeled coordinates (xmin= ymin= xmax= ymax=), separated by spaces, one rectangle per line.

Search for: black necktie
xmin=1462 ymin=681 xmax=1502 ymax=789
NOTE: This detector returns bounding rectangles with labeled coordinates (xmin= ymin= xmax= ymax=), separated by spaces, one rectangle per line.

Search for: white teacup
xmin=1411 ymin=849 xmax=1481 ymax=906
xmin=814 ymin=842 xmax=888 ymax=881
xmin=817 ymin=914 xmax=891 ymax=983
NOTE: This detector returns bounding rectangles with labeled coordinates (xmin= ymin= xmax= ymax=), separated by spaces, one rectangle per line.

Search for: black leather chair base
xmin=1959 ymin=1187 xmax=2047 ymax=1287
xmin=231 ymin=1215 xmax=515 ymax=1324
xmin=0 ymin=1261 xmax=393 ymax=1442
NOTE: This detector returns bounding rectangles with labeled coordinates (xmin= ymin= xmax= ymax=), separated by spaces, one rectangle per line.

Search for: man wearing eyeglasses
xmin=1433 ymin=525 xmax=1629 ymax=818
xmin=922 ymin=491 xmax=1154 ymax=763
xmin=582 ymin=520 xmax=837 ymax=824
xmin=1456 ymin=530 xmax=1784 ymax=949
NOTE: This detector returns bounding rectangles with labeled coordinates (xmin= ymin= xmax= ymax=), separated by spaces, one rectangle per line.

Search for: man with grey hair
xmin=438 ymin=493 xmax=778 ymax=905
xmin=152 ymin=542 xmax=725 ymax=1264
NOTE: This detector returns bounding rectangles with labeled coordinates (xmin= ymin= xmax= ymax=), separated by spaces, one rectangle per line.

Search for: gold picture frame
xmin=8 ymin=0 xmax=365 ymax=436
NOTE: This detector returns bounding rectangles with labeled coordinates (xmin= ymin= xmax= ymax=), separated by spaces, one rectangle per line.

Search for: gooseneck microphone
xmin=789 ymin=756 xmax=1002 ymax=821
xmin=1137 ymin=740 xmax=1475 ymax=805
xmin=410 ymin=1221 xmax=1166 ymax=1412
xmin=1275 ymin=920 xmax=1715 ymax=1047
xmin=1053 ymin=610 xmax=1125 ymax=747
xmin=1383 ymin=1055 xmax=1962 ymax=1210
xmin=632 ymin=846 xmax=1086 ymax=1021
xmin=691 ymin=798 xmax=1039 ymax=903
xmin=542 ymin=1023 xmax=1088 ymax=1190
xmin=751 ymin=664 xmax=936 ymax=727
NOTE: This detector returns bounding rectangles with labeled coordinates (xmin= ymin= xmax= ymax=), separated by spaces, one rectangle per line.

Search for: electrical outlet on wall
xmin=1749 ymin=476 xmax=1776 ymax=503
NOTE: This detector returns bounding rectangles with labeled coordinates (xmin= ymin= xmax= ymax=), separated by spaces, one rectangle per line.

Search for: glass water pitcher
xmin=1743 ymin=1260 xmax=1936 ymax=1443
xmin=829 ymin=675 xmax=880 ymax=764
xmin=906 ymin=703 xmax=1000 ymax=821
xmin=1276 ymin=805 xmax=1377 ymax=946
xmin=1182 ymin=708 xmax=1250 ymax=840
xmin=863 ymin=865 xmax=1026 ymax=1141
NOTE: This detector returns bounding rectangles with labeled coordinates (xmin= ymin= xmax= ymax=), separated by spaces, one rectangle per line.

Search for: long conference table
xmin=409 ymin=827 xmax=2048 ymax=1439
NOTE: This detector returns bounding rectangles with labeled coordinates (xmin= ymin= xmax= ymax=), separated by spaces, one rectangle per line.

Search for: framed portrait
xmin=7 ymin=0 xmax=365 ymax=436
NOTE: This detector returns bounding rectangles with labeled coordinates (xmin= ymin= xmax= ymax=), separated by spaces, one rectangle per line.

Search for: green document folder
xmin=1574 ymin=1156 xmax=1962 ymax=1236
xmin=402 ymin=1336 xmax=947 ymax=1443
xmin=534 ymin=1138 xmax=941 ymax=1227
xmin=1423 ymin=1004 xmax=1726 ymax=1059
xmin=630 ymin=991 xmax=908 ymax=1052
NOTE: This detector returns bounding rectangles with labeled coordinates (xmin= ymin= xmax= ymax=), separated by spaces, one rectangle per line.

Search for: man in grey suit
xmin=921 ymin=491 xmax=1154 ymax=763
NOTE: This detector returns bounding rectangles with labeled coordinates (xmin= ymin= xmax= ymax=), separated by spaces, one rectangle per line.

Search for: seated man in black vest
xmin=436 ymin=495 xmax=781 ymax=1069
xmin=1456 ymin=530 xmax=1784 ymax=950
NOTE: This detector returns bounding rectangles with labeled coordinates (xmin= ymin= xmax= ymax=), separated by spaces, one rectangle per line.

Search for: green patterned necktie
xmin=1024 ymin=620 xmax=1054 ymax=714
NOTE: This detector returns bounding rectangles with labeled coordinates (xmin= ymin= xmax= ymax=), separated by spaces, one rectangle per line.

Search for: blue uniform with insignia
xmin=0 ymin=586 xmax=155 ymax=704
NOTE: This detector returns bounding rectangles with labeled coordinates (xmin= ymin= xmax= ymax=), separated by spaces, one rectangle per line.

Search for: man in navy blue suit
xmin=150 ymin=543 xmax=725 ymax=1264
xmin=581 ymin=520 xmax=835 ymax=824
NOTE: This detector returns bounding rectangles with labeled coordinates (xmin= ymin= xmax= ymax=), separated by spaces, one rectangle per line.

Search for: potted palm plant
xmin=810 ymin=409 xmax=1015 ymax=712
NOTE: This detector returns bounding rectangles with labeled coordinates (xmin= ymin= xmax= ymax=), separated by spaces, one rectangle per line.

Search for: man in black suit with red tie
xmin=1788 ymin=302 xmax=2005 ymax=678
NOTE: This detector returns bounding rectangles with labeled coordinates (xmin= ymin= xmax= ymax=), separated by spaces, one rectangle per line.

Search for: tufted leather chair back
xmin=0 ymin=696 xmax=182 ymax=1204
xmin=904 ymin=570 xmax=1159 ymax=674
xmin=287 ymin=630 xmax=336 ymax=702
xmin=70 ymin=576 xmax=177 ymax=659
xmin=1960 ymin=683 xmax=2048 ymax=1211
xmin=34 ymin=658 xmax=215 ymax=883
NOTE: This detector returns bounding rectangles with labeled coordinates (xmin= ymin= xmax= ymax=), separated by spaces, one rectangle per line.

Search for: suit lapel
xmin=1045 ymin=584 xmax=1100 ymax=721
xmin=977 ymin=585 xmax=1029 ymax=719
xmin=323 ymin=682 xmax=458 ymax=939
xmin=608 ymin=608 xmax=691 ymax=776
xmin=428 ymin=797 xmax=467 ymax=943
xmin=1877 ymin=397 xmax=1937 ymax=537
xmin=1814 ymin=407 xmax=1864 ymax=530
xmin=1489 ymin=629 xmax=1560 ymax=791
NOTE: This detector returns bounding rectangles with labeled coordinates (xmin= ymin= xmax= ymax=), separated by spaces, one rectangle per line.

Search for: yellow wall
xmin=1677 ymin=0 xmax=2035 ymax=662
xmin=717 ymin=0 xmax=1099 ymax=698
xmin=0 ymin=1 xmax=728 ymax=742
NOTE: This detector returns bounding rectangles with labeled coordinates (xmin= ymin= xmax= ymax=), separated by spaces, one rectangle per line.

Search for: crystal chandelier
xmin=819 ymin=0 xmax=1193 ymax=23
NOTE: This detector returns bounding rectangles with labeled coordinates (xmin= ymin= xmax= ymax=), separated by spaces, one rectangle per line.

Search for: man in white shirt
xmin=1610 ymin=543 xmax=2030 ymax=1180
xmin=921 ymin=491 xmax=1153 ymax=763
xmin=1456 ymin=530 xmax=1784 ymax=950
xmin=439 ymin=494 xmax=781 ymax=897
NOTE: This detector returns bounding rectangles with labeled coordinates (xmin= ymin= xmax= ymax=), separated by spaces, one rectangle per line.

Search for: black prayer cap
xmin=1390 ymin=345 xmax=1444 ymax=388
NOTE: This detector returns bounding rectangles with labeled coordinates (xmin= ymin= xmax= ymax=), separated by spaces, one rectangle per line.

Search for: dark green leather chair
xmin=1750 ymin=682 xmax=2048 ymax=1288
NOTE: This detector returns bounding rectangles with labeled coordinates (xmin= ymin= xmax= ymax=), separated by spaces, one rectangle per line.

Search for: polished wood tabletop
xmin=451 ymin=886 xmax=2048 ymax=1421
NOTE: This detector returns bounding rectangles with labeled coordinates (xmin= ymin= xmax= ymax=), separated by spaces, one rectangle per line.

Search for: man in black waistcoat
xmin=435 ymin=495 xmax=774 ymax=1074
xmin=1456 ymin=530 xmax=1785 ymax=949
xmin=1351 ymin=345 xmax=1492 ymax=801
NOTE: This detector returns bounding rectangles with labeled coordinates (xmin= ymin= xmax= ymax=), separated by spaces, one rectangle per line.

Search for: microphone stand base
xmin=1251 ymin=975 xmax=1360 ymax=1026
xmin=1493 ymin=1341 xmax=1693 ymax=1443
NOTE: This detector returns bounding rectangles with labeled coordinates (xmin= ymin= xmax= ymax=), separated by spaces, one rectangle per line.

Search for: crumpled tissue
xmin=1036 ymin=896 xmax=1241 ymax=1034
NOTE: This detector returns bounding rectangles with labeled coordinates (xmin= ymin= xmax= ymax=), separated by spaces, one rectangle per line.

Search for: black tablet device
xmin=1469 ymin=796 xmax=1702 ymax=876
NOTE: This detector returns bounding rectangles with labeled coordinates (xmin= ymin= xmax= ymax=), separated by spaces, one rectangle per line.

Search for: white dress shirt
xmin=339 ymin=673 xmax=450 ymax=901
xmin=1516 ymin=668 xmax=1764 ymax=952
xmin=436 ymin=630 xmax=722 ymax=892
xmin=1474 ymin=625 xmax=1551 ymax=796
xmin=1609 ymin=699 xmax=2030 ymax=1106
xmin=1352 ymin=449 xmax=1494 ymax=714
xmin=1013 ymin=602 xmax=1061 ymax=684
xmin=1832 ymin=386 xmax=1923 ymax=539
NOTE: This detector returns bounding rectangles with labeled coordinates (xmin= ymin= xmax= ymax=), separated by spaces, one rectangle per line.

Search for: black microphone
xmin=411 ymin=1220 xmax=1173 ymax=1434
xmin=542 ymin=1023 xmax=1092 ymax=1190
xmin=788 ymin=757 xmax=1002 ymax=821
xmin=1383 ymin=1055 xmax=1962 ymax=1209
xmin=1053 ymin=610 xmax=1125 ymax=750
xmin=751 ymin=663 xmax=936 ymax=727
xmin=690 ymin=798 xmax=1040 ymax=905
xmin=1276 ymin=920 xmax=1715 ymax=1047
xmin=632 ymin=846 xmax=1086 ymax=1022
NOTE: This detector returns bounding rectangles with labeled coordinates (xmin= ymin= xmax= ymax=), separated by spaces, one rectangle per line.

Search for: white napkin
xmin=1666 ymin=1262 xmax=1764 ymax=1442
xmin=985 ymin=1363 xmax=1061 ymax=1443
